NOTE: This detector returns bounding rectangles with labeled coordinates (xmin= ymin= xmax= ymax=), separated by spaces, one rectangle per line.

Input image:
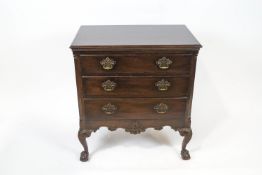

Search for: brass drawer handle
xmin=156 ymin=57 xmax=173 ymax=69
xmin=102 ymin=80 xmax=117 ymax=91
xmin=100 ymin=57 xmax=116 ymax=70
xmin=102 ymin=103 xmax=117 ymax=115
xmin=155 ymin=79 xmax=171 ymax=91
xmin=154 ymin=103 xmax=168 ymax=114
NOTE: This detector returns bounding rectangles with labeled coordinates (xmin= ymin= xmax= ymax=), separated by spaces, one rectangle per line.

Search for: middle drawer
xmin=82 ymin=76 xmax=189 ymax=98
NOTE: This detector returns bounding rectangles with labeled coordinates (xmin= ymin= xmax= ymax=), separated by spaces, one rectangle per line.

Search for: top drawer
xmin=79 ymin=54 xmax=192 ymax=75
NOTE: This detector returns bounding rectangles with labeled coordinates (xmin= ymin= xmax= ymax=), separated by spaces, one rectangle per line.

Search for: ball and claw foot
xmin=178 ymin=127 xmax=192 ymax=160
xmin=80 ymin=151 xmax=89 ymax=162
xmin=181 ymin=149 xmax=190 ymax=160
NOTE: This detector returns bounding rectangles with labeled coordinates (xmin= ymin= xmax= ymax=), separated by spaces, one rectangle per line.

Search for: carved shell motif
xmin=78 ymin=129 xmax=92 ymax=137
xmin=125 ymin=121 xmax=145 ymax=134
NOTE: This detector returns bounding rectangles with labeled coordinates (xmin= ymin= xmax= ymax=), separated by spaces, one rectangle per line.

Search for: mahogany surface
xmin=71 ymin=25 xmax=202 ymax=161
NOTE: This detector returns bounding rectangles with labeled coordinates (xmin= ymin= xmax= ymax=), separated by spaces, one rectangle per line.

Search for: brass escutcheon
xmin=156 ymin=57 xmax=173 ymax=69
xmin=102 ymin=80 xmax=117 ymax=91
xmin=100 ymin=57 xmax=116 ymax=70
xmin=155 ymin=79 xmax=171 ymax=91
xmin=154 ymin=103 xmax=168 ymax=114
xmin=102 ymin=103 xmax=117 ymax=115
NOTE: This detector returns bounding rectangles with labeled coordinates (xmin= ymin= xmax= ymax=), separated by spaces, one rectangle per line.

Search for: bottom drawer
xmin=83 ymin=98 xmax=187 ymax=120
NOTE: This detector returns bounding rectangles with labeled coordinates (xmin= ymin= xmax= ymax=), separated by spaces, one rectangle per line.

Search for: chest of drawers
xmin=70 ymin=25 xmax=202 ymax=161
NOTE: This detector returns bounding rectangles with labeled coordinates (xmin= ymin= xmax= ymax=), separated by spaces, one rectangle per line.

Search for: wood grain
xmin=71 ymin=25 xmax=202 ymax=161
xmin=83 ymin=98 xmax=187 ymax=120
xmin=79 ymin=53 xmax=192 ymax=75
xmin=82 ymin=76 xmax=190 ymax=98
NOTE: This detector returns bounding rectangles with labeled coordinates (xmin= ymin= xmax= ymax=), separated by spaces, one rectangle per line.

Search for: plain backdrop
xmin=0 ymin=0 xmax=262 ymax=175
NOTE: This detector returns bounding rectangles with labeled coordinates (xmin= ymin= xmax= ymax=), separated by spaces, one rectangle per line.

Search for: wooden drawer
xmin=83 ymin=98 xmax=186 ymax=120
xmin=79 ymin=54 xmax=192 ymax=75
xmin=82 ymin=76 xmax=189 ymax=98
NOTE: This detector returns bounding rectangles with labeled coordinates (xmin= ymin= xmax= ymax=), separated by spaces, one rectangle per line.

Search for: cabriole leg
xmin=78 ymin=129 xmax=92 ymax=162
xmin=178 ymin=128 xmax=192 ymax=160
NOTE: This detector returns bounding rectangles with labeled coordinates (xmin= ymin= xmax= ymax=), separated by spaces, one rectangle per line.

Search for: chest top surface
xmin=70 ymin=25 xmax=201 ymax=49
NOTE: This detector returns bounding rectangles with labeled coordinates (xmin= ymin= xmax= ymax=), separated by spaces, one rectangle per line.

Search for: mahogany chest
xmin=70 ymin=25 xmax=202 ymax=161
